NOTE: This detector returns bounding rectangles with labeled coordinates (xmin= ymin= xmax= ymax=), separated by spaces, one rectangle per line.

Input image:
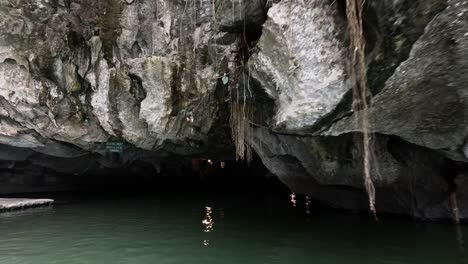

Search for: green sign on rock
xmin=106 ymin=141 xmax=123 ymax=153
xmin=222 ymin=73 xmax=229 ymax=85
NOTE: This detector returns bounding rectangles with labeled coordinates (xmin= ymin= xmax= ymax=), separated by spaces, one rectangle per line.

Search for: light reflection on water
xmin=305 ymin=195 xmax=311 ymax=215
xmin=0 ymin=193 xmax=466 ymax=264
xmin=202 ymin=206 xmax=214 ymax=233
xmin=456 ymin=224 xmax=466 ymax=252
xmin=202 ymin=206 xmax=214 ymax=246
xmin=289 ymin=192 xmax=296 ymax=207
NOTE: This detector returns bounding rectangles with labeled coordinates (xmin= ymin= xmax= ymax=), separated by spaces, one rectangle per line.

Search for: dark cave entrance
xmin=82 ymin=154 xmax=285 ymax=195
xmin=0 ymin=148 xmax=287 ymax=196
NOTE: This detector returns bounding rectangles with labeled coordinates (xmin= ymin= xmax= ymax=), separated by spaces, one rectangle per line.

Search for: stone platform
xmin=0 ymin=198 xmax=54 ymax=212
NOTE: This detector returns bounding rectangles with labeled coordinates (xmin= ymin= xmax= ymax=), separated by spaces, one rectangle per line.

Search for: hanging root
xmin=346 ymin=0 xmax=377 ymax=220
xmin=229 ymin=19 xmax=254 ymax=163
xmin=230 ymin=101 xmax=253 ymax=163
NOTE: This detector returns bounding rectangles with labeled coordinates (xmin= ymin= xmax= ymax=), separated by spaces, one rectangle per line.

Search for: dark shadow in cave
xmin=0 ymin=151 xmax=289 ymax=198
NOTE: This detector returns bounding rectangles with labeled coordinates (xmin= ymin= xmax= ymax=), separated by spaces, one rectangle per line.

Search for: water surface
xmin=0 ymin=192 xmax=466 ymax=264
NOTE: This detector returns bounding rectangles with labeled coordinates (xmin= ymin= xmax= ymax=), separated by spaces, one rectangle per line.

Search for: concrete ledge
xmin=0 ymin=198 xmax=54 ymax=212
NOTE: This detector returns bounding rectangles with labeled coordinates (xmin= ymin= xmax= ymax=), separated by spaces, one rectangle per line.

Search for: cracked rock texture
xmin=1 ymin=0 xmax=468 ymax=220
xmin=0 ymin=0 xmax=239 ymax=175
xmin=250 ymin=0 xmax=350 ymax=130
xmin=249 ymin=0 xmax=468 ymax=220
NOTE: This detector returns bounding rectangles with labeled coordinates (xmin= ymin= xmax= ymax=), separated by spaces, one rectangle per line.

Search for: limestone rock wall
xmin=250 ymin=0 xmax=350 ymax=130
xmin=248 ymin=0 xmax=468 ymax=220
xmin=0 ymin=0 xmax=242 ymax=167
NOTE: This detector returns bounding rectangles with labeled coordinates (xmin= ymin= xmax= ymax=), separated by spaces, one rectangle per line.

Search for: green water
xmin=0 ymin=192 xmax=466 ymax=264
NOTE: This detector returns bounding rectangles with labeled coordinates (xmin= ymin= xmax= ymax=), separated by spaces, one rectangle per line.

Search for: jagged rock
xmin=366 ymin=0 xmax=447 ymax=93
xmin=215 ymin=0 xmax=270 ymax=33
xmin=248 ymin=0 xmax=468 ymax=219
xmin=0 ymin=0 xmax=239 ymax=156
xmin=250 ymin=0 xmax=350 ymax=131
xmin=250 ymin=128 xmax=457 ymax=219
xmin=0 ymin=0 xmax=243 ymax=193
xmin=324 ymin=0 xmax=468 ymax=161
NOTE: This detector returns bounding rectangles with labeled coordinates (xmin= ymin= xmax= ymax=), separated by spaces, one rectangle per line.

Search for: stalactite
xmin=346 ymin=0 xmax=377 ymax=220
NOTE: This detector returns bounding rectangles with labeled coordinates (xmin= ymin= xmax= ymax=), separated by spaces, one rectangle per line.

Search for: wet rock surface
xmin=0 ymin=0 xmax=467 ymax=220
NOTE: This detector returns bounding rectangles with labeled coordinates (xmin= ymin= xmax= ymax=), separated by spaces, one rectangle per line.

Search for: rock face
xmin=250 ymin=0 xmax=350 ymax=130
xmin=249 ymin=0 xmax=468 ymax=220
xmin=0 ymin=0 xmax=467 ymax=220
xmin=325 ymin=0 xmax=468 ymax=160
xmin=0 ymin=0 xmax=240 ymax=174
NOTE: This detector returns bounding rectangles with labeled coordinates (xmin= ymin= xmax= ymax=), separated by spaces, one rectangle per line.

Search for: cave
xmin=0 ymin=0 xmax=468 ymax=263
xmin=0 ymin=144 xmax=281 ymax=195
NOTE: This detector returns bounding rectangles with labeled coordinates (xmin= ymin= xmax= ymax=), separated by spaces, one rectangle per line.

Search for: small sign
xmin=106 ymin=141 xmax=123 ymax=153
xmin=221 ymin=73 xmax=229 ymax=85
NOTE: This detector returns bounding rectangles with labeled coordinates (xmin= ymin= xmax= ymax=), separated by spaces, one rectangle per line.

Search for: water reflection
xmin=456 ymin=224 xmax=465 ymax=252
xmin=219 ymin=208 xmax=225 ymax=220
xmin=289 ymin=192 xmax=297 ymax=207
xmin=0 ymin=206 xmax=54 ymax=219
xmin=202 ymin=206 xmax=214 ymax=232
xmin=202 ymin=206 xmax=214 ymax=246
xmin=305 ymin=195 xmax=311 ymax=215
